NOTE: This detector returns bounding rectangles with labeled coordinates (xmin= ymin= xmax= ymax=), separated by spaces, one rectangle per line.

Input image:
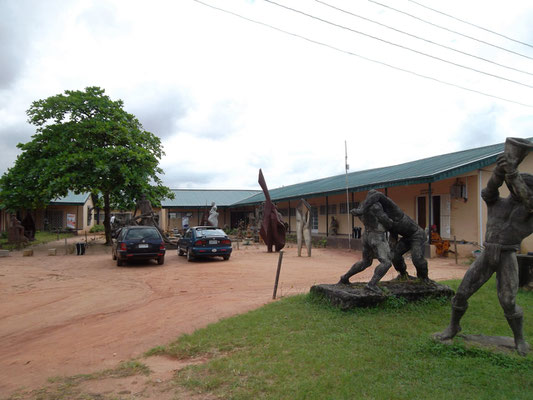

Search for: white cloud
xmin=1 ymin=0 xmax=533 ymax=191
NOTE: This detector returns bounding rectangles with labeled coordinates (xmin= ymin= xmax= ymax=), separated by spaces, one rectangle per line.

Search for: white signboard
xmin=67 ymin=213 xmax=76 ymax=229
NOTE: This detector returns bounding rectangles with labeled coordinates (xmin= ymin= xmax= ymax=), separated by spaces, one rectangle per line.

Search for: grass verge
xmin=149 ymin=278 xmax=533 ymax=399
xmin=5 ymin=360 xmax=150 ymax=400
xmin=0 ymin=230 xmax=74 ymax=250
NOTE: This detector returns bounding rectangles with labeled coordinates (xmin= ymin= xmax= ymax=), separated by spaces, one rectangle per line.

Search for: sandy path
xmin=0 ymin=237 xmax=468 ymax=396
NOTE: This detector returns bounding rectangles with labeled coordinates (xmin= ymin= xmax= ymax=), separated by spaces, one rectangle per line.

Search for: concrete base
xmin=48 ymin=248 xmax=57 ymax=256
xmin=0 ymin=250 xmax=10 ymax=257
xmin=22 ymin=249 xmax=33 ymax=257
xmin=310 ymin=279 xmax=454 ymax=310
xmin=433 ymin=333 xmax=530 ymax=354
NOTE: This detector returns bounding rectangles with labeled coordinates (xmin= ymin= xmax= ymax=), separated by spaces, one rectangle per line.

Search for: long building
xmin=3 ymin=138 xmax=532 ymax=256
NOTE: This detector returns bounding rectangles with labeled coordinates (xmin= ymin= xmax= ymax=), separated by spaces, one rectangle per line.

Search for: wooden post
xmin=454 ymin=236 xmax=458 ymax=264
xmin=64 ymin=237 xmax=68 ymax=255
xmin=272 ymin=250 xmax=284 ymax=299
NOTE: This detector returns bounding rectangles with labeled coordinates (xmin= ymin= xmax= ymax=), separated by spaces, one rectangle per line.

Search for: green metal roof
xmin=162 ymin=189 xmax=261 ymax=208
xmin=50 ymin=191 xmax=91 ymax=205
xmin=234 ymin=139 xmax=532 ymax=206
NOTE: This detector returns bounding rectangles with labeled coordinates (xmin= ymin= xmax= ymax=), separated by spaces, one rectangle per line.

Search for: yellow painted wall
xmin=478 ymin=153 xmax=533 ymax=252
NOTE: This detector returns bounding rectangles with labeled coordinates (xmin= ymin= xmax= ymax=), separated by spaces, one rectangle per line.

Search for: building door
xmin=416 ymin=196 xmax=426 ymax=229
xmin=439 ymin=194 xmax=451 ymax=238
xmin=46 ymin=210 xmax=63 ymax=231
xmin=311 ymin=206 xmax=318 ymax=234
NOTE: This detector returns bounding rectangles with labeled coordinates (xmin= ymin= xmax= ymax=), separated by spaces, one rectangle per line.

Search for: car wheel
xmin=186 ymin=248 xmax=194 ymax=262
xmin=223 ymin=255 xmax=230 ymax=261
xmin=178 ymin=248 xmax=185 ymax=256
xmin=157 ymin=256 xmax=165 ymax=265
xmin=117 ymin=257 xmax=124 ymax=267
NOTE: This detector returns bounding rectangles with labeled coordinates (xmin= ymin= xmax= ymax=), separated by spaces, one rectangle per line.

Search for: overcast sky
xmin=1 ymin=0 xmax=533 ymax=190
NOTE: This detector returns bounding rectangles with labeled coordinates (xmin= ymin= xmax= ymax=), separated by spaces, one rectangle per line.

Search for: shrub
xmin=90 ymin=224 xmax=105 ymax=233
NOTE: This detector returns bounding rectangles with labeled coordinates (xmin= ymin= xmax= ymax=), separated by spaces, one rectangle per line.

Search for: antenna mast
xmin=345 ymin=140 xmax=351 ymax=250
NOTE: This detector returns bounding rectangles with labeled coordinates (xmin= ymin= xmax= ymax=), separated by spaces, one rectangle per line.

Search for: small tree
xmin=0 ymin=86 xmax=173 ymax=244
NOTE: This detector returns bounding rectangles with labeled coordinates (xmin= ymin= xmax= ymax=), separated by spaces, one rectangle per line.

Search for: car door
xmin=180 ymin=229 xmax=192 ymax=252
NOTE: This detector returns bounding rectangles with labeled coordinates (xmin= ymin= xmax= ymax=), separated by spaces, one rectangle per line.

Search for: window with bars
xmin=340 ymin=202 xmax=360 ymax=214
xmin=320 ymin=204 xmax=337 ymax=215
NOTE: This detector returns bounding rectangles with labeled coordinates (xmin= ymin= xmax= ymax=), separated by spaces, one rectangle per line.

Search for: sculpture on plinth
xmin=339 ymin=199 xmax=393 ymax=293
xmin=296 ymin=199 xmax=312 ymax=257
xmin=7 ymin=215 xmax=29 ymax=245
xmin=208 ymin=202 xmax=219 ymax=227
xmin=358 ymin=190 xmax=430 ymax=282
xmin=435 ymin=137 xmax=533 ymax=356
xmin=135 ymin=194 xmax=155 ymax=226
xmin=258 ymin=169 xmax=286 ymax=252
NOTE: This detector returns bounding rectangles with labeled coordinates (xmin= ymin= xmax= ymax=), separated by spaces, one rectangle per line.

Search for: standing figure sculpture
xmin=136 ymin=194 xmax=155 ymax=226
xmin=329 ymin=216 xmax=339 ymax=235
xmin=208 ymin=202 xmax=219 ymax=227
xmin=358 ymin=190 xmax=430 ymax=282
xmin=258 ymin=169 xmax=286 ymax=252
xmin=7 ymin=215 xmax=29 ymax=245
xmin=339 ymin=201 xmax=393 ymax=293
xmin=296 ymin=199 xmax=312 ymax=257
xmin=21 ymin=213 xmax=36 ymax=241
xmin=435 ymin=137 xmax=533 ymax=356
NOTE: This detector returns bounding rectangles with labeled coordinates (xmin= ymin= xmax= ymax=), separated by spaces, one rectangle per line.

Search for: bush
xmin=90 ymin=224 xmax=105 ymax=233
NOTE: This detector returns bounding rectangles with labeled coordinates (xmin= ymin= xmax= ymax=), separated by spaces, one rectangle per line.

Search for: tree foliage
xmin=0 ymin=86 xmax=173 ymax=243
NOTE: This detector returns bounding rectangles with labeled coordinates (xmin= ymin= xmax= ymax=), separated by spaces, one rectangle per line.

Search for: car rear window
xmin=195 ymin=228 xmax=226 ymax=237
xmin=125 ymin=228 xmax=161 ymax=240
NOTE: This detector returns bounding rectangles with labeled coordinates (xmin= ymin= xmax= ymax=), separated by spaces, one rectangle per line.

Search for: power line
xmin=265 ymin=0 xmax=533 ymax=89
xmin=407 ymin=0 xmax=533 ymax=49
xmin=314 ymin=0 xmax=533 ymax=77
xmin=190 ymin=0 xmax=533 ymax=108
xmin=368 ymin=0 xmax=533 ymax=62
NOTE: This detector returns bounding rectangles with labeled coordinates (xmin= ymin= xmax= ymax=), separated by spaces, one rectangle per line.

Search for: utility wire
xmin=407 ymin=0 xmax=533 ymax=49
xmin=265 ymin=0 xmax=533 ymax=89
xmin=368 ymin=0 xmax=533 ymax=61
xmin=190 ymin=0 xmax=533 ymax=108
xmin=314 ymin=0 xmax=533 ymax=77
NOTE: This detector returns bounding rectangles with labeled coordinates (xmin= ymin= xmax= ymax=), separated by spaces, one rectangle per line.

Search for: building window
xmin=320 ymin=204 xmax=337 ymax=215
xmin=340 ymin=202 xmax=360 ymax=214
xmin=311 ymin=206 xmax=318 ymax=232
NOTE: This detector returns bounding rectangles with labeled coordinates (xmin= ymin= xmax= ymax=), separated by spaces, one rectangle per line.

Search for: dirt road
xmin=0 ymin=236 xmax=468 ymax=397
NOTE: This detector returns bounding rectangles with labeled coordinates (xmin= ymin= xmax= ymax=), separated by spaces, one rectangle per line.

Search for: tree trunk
xmin=103 ymin=192 xmax=112 ymax=245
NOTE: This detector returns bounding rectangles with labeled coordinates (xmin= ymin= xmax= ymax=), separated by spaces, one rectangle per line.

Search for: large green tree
xmin=0 ymin=86 xmax=173 ymax=244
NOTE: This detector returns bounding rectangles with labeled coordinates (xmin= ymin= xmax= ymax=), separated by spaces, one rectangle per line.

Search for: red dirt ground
xmin=0 ymin=236 xmax=469 ymax=398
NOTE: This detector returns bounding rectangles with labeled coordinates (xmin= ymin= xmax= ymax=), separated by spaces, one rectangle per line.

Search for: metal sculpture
xmin=258 ymin=169 xmax=286 ymax=252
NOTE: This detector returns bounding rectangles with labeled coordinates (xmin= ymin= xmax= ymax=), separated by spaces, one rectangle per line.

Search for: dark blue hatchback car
xmin=178 ymin=226 xmax=232 ymax=261
xmin=112 ymin=225 xmax=166 ymax=266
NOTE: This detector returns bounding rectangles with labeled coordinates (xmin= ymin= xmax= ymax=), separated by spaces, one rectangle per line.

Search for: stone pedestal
xmin=48 ymin=248 xmax=57 ymax=256
xmin=22 ymin=249 xmax=33 ymax=257
xmin=310 ymin=279 xmax=454 ymax=310
xmin=0 ymin=250 xmax=10 ymax=257
xmin=434 ymin=333 xmax=530 ymax=354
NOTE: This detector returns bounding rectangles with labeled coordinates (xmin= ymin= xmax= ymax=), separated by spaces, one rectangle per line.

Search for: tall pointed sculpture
xmin=296 ymin=199 xmax=312 ymax=257
xmin=258 ymin=169 xmax=286 ymax=252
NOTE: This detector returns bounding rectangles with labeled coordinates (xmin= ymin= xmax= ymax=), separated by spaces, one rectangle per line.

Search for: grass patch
xmin=0 ymin=230 xmax=74 ymax=250
xmin=156 ymin=277 xmax=533 ymax=399
xmin=6 ymin=360 xmax=150 ymax=400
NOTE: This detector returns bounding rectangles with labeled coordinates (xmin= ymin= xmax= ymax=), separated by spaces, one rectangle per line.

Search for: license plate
xmin=209 ymin=240 xmax=218 ymax=244
xmin=138 ymin=244 xmax=149 ymax=248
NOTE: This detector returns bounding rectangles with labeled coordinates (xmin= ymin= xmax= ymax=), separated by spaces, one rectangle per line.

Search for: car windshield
xmin=125 ymin=228 xmax=160 ymax=240
xmin=195 ymin=228 xmax=226 ymax=238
